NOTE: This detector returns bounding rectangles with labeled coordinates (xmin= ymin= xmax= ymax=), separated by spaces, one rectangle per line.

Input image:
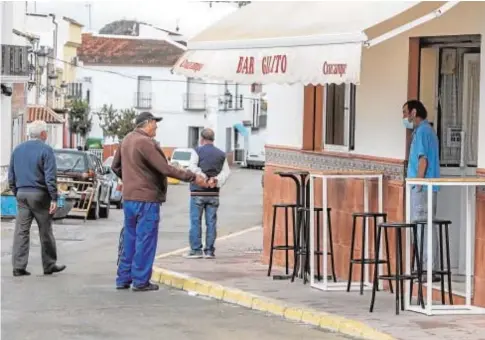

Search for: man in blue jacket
xmin=8 ymin=120 xmax=66 ymax=277
xmin=186 ymin=128 xmax=231 ymax=259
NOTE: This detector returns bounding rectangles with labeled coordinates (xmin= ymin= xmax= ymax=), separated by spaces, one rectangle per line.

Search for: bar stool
xmin=267 ymin=203 xmax=298 ymax=280
xmin=369 ymin=222 xmax=424 ymax=315
xmin=347 ymin=212 xmax=393 ymax=295
xmin=314 ymin=207 xmax=337 ymax=282
xmin=410 ymin=219 xmax=454 ymax=305
xmin=293 ymin=206 xmax=337 ymax=283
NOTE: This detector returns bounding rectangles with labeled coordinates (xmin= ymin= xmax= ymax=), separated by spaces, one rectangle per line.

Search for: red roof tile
xmin=78 ymin=33 xmax=185 ymax=67
xmin=27 ymin=105 xmax=65 ymax=124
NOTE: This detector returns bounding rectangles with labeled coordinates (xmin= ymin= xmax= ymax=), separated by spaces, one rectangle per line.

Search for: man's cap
xmin=135 ymin=112 xmax=163 ymax=126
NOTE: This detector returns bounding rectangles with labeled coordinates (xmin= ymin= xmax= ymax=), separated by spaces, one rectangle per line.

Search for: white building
xmin=0 ymin=1 xmax=31 ymax=190
xmin=78 ymin=31 xmax=256 ymax=162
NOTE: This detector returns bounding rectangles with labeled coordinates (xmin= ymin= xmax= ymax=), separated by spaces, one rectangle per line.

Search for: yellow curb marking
xmin=153 ymin=253 xmax=396 ymax=340
xmin=155 ymin=225 xmax=262 ymax=259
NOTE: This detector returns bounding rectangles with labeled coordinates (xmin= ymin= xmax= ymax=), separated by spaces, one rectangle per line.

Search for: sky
xmin=28 ymin=0 xmax=240 ymax=38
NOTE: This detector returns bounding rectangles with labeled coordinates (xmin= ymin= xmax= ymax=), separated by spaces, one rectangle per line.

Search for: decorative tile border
xmin=266 ymin=148 xmax=405 ymax=181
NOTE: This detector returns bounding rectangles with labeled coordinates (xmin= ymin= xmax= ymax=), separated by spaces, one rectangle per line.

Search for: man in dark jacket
xmin=112 ymin=112 xmax=207 ymax=291
xmin=8 ymin=120 xmax=66 ymax=277
xmin=185 ymin=128 xmax=230 ymax=259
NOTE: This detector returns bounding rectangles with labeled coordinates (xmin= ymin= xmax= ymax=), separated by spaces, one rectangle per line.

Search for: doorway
xmin=419 ymin=35 xmax=481 ymax=296
xmin=188 ymin=126 xmax=203 ymax=149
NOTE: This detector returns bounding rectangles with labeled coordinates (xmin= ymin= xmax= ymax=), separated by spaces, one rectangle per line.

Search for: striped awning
xmin=27 ymin=105 xmax=65 ymax=124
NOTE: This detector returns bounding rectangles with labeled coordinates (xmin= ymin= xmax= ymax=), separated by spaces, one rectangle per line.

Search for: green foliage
xmin=68 ymin=99 xmax=92 ymax=138
xmin=116 ymin=108 xmax=137 ymax=141
xmin=97 ymin=105 xmax=137 ymax=141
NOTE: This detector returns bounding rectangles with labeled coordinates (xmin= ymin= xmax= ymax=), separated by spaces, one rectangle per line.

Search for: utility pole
xmin=85 ymin=2 xmax=92 ymax=31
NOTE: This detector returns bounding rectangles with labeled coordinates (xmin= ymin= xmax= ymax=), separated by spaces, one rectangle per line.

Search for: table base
xmin=407 ymin=304 xmax=485 ymax=316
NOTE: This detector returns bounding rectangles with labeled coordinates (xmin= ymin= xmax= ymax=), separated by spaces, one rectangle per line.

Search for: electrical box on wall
xmin=447 ymin=127 xmax=462 ymax=148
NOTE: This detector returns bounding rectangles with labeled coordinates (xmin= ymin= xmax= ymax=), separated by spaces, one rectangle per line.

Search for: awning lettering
xmin=322 ymin=62 xmax=347 ymax=77
xmin=236 ymin=56 xmax=255 ymax=74
xmin=180 ymin=59 xmax=204 ymax=72
xmin=262 ymin=55 xmax=287 ymax=75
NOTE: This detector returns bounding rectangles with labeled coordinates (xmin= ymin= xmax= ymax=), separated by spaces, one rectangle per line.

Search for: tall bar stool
xmin=267 ymin=203 xmax=298 ymax=280
xmin=370 ymin=222 xmax=424 ymax=315
xmin=293 ymin=206 xmax=337 ymax=283
xmin=347 ymin=212 xmax=393 ymax=295
xmin=410 ymin=219 xmax=454 ymax=305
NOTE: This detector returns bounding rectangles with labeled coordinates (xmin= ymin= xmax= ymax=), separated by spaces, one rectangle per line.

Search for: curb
xmin=151 ymin=267 xmax=396 ymax=340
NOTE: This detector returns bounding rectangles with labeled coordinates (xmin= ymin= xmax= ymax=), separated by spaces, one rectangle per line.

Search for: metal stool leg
xmin=267 ymin=205 xmax=278 ymax=277
xmin=369 ymin=226 xmax=382 ymax=313
xmin=360 ymin=217 xmax=367 ymax=295
xmin=347 ymin=215 xmax=357 ymax=292
xmin=285 ymin=207 xmax=290 ymax=275
xmin=397 ymin=228 xmax=405 ymax=311
xmin=412 ymin=225 xmax=425 ymax=309
xmin=316 ymin=209 xmax=321 ymax=281
xmin=445 ymin=223 xmax=454 ymax=305
xmin=395 ymin=228 xmax=401 ymax=315
xmin=327 ymin=209 xmax=337 ymax=283
xmin=383 ymin=216 xmax=394 ymax=294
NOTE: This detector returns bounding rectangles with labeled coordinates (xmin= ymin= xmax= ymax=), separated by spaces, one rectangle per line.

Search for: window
xmin=225 ymin=127 xmax=232 ymax=152
xmin=323 ymin=84 xmax=356 ymax=150
xmin=136 ymin=76 xmax=152 ymax=109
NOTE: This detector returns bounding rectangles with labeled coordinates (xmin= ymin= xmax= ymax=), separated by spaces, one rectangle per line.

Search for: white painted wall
xmin=266 ymin=84 xmax=303 ymax=148
xmin=79 ymin=64 xmax=251 ymax=151
xmin=478 ymin=39 xmax=485 ymax=169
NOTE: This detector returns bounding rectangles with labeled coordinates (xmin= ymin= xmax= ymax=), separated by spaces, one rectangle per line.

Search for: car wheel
xmin=99 ymin=193 xmax=110 ymax=219
xmin=88 ymin=201 xmax=100 ymax=220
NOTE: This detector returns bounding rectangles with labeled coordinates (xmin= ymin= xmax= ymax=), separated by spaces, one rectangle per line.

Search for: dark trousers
xmin=12 ymin=191 xmax=57 ymax=271
xmin=116 ymin=200 xmax=160 ymax=288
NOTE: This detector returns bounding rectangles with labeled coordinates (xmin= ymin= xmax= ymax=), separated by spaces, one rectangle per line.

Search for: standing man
xmin=185 ymin=128 xmax=230 ymax=259
xmin=8 ymin=120 xmax=66 ymax=277
xmin=112 ymin=112 xmax=208 ymax=292
xmin=403 ymin=100 xmax=441 ymax=282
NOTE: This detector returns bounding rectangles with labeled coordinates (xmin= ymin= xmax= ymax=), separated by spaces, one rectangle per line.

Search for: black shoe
xmin=44 ymin=264 xmax=66 ymax=275
xmin=132 ymin=283 xmax=159 ymax=292
xmin=13 ymin=269 xmax=31 ymax=277
xmin=116 ymin=284 xmax=131 ymax=290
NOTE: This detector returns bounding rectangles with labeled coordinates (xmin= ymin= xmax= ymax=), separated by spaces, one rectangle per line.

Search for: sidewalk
xmin=152 ymin=227 xmax=485 ymax=340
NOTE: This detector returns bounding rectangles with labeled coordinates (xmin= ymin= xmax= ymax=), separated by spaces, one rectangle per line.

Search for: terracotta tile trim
xmin=265 ymin=146 xmax=405 ymax=181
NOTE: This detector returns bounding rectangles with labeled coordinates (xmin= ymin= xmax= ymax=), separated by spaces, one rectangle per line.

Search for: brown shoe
xmin=44 ymin=264 xmax=66 ymax=275
xmin=13 ymin=269 xmax=31 ymax=277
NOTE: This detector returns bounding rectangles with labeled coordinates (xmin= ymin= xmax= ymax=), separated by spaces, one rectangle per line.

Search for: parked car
xmin=169 ymin=148 xmax=193 ymax=169
xmin=54 ymin=149 xmax=112 ymax=220
xmin=103 ymin=156 xmax=123 ymax=209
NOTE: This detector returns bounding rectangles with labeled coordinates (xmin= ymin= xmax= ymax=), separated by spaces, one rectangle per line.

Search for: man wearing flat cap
xmin=112 ymin=111 xmax=208 ymax=292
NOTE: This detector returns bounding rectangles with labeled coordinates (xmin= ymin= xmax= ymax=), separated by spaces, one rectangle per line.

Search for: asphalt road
xmin=1 ymin=168 xmax=348 ymax=340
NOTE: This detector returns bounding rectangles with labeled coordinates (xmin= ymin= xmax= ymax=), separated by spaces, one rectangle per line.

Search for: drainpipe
xmin=48 ymin=14 xmax=58 ymax=108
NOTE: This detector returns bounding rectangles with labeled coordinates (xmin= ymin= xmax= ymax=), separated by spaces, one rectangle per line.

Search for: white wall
xmin=266 ymin=84 xmax=303 ymax=148
xmin=478 ymin=39 xmax=485 ymax=169
xmin=80 ymin=64 xmax=251 ymax=151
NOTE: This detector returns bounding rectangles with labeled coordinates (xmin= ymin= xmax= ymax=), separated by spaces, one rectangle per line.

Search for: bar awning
xmin=174 ymin=1 xmax=458 ymax=85
xmin=27 ymin=105 xmax=65 ymax=124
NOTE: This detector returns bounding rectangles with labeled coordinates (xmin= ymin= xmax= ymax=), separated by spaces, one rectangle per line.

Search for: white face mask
xmin=402 ymin=118 xmax=414 ymax=130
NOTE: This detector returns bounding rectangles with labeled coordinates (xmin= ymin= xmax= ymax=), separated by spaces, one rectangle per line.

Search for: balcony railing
xmin=1 ymin=45 xmax=29 ymax=78
xmin=67 ymin=82 xmax=83 ymax=100
xmin=219 ymin=94 xmax=244 ymax=111
xmin=183 ymin=93 xmax=206 ymax=111
xmin=134 ymin=92 xmax=153 ymax=109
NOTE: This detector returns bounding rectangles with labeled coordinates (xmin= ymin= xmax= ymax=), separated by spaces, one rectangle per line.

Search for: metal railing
xmin=134 ymin=92 xmax=153 ymax=109
xmin=67 ymin=82 xmax=83 ymax=100
xmin=183 ymin=93 xmax=206 ymax=111
xmin=1 ymin=45 xmax=29 ymax=77
xmin=88 ymin=149 xmax=103 ymax=160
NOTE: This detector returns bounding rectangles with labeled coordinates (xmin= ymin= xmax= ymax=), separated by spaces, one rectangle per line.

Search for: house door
xmin=436 ymin=50 xmax=480 ymax=279
xmin=188 ymin=126 xmax=202 ymax=149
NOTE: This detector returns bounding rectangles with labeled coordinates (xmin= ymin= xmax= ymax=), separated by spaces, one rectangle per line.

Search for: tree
xmin=68 ymin=99 xmax=92 ymax=146
xmin=115 ymin=108 xmax=137 ymax=141
xmin=97 ymin=104 xmax=119 ymax=139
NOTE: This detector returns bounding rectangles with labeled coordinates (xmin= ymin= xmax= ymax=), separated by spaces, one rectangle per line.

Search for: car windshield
xmin=55 ymin=151 xmax=87 ymax=172
xmin=172 ymin=151 xmax=191 ymax=161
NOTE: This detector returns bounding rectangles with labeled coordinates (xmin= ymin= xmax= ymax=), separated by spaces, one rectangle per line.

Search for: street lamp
xmin=36 ymin=46 xmax=49 ymax=69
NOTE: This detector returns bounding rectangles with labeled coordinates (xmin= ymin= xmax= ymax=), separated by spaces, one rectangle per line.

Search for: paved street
xmin=1 ymin=168 xmax=347 ymax=340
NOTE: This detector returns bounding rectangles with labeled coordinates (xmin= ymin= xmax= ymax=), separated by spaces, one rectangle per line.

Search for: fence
xmin=88 ymin=149 xmax=103 ymax=160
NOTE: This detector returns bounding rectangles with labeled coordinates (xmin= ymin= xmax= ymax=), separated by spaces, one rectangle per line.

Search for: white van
xmin=169 ymin=148 xmax=193 ymax=169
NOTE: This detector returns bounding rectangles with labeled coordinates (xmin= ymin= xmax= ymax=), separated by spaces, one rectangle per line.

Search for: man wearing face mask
xmin=402 ymin=100 xmax=441 ymax=282
xmin=8 ymin=120 xmax=65 ymax=277
xmin=112 ymin=112 xmax=208 ymax=291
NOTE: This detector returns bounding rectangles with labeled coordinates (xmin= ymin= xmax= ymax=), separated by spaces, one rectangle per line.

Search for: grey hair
xmin=29 ymin=120 xmax=48 ymax=138
xmin=201 ymin=128 xmax=215 ymax=141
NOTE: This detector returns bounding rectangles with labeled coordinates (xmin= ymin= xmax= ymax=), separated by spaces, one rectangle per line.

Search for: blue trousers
xmin=116 ymin=200 xmax=160 ymax=288
xmin=189 ymin=196 xmax=219 ymax=254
